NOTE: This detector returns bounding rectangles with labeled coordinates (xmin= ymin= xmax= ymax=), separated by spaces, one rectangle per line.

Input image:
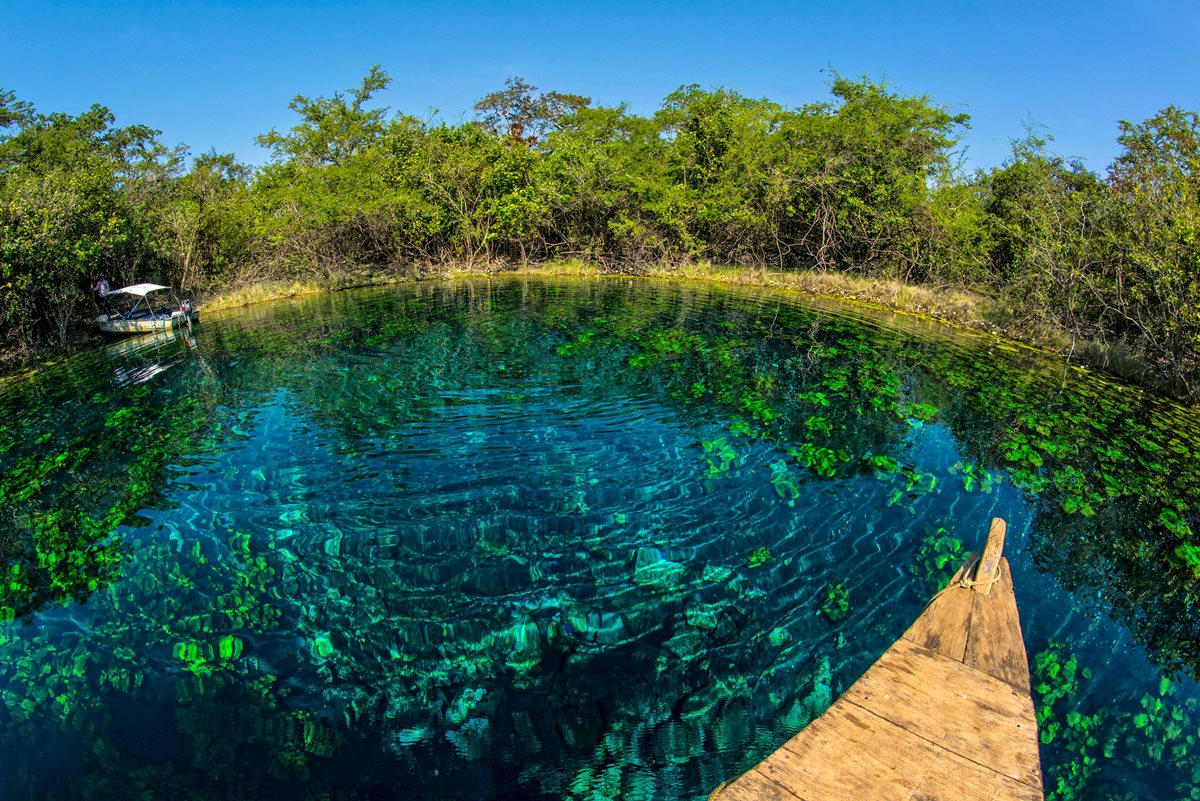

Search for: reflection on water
xmin=103 ymin=328 xmax=199 ymax=387
xmin=0 ymin=278 xmax=1198 ymax=800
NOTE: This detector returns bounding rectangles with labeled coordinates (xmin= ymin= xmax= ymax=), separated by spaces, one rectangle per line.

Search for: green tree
xmin=0 ymin=88 xmax=34 ymax=130
xmin=158 ymin=151 xmax=253 ymax=288
xmin=251 ymin=68 xmax=413 ymax=274
xmin=412 ymin=123 xmax=507 ymax=266
xmin=1104 ymin=106 xmax=1200 ymax=387
xmin=540 ymin=105 xmax=667 ymax=262
xmin=0 ymin=99 xmax=164 ymax=347
xmin=652 ymin=86 xmax=783 ymax=262
xmin=981 ymin=128 xmax=1106 ymax=334
xmin=474 ymin=76 xmax=590 ymax=145
xmin=256 ymin=65 xmax=391 ymax=166
xmin=776 ymin=75 xmax=970 ymax=276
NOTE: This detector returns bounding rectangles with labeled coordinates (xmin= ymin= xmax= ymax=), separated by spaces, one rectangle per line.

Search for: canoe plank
xmin=714 ymin=697 xmax=1042 ymax=801
xmin=841 ymin=638 xmax=1042 ymax=789
xmin=710 ymin=773 xmax=795 ymax=801
xmin=902 ymin=584 xmax=974 ymax=662
xmin=975 ymin=518 xmax=1007 ymax=595
xmin=965 ymin=559 xmax=1031 ymax=693
xmin=709 ymin=517 xmax=1043 ymax=801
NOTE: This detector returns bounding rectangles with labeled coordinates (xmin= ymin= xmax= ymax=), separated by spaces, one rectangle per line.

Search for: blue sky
xmin=3 ymin=0 xmax=1198 ymax=173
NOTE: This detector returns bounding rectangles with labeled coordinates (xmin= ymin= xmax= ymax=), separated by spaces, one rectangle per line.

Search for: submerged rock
xmin=702 ymin=564 xmax=735 ymax=584
xmin=684 ymin=602 xmax=722 ymax=630
xmin=446 ymin=687 xmax=487 ymax=725
xmin=389 ymin=724 xmax=433 ymax=748
xmin=632 ymin=548 xmax=688 ymax=593
xmin=560 ymin=608 xmax=630 ymax=649
xmin=499 ymin=619 xmax=542 ymax=674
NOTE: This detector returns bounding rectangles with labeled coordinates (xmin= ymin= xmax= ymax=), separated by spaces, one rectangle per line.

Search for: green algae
xmin=818 ymin=582 xmax=850 ymax=623
xmin=746 ymin=546 xmax=774 ymax=569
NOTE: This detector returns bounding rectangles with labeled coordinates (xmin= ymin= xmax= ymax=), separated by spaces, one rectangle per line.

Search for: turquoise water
xmin=0 ymin=278 xmax=1198 ymax=800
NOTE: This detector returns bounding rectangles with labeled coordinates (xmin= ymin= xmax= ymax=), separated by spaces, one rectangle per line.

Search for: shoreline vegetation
xmin=0 ymin=261 xmax=1146 ymax=394
xmin=2 ymin=70 xmax=1198 ymax=398
xmin=197 ymin=261 xmax=1142 ymax=391
xmin=202 ymin=260 xmax=995 ymax=328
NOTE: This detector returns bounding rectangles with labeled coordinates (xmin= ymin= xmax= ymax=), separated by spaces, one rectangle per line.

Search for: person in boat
xmin=93 ymin=278 xmax=113 ymax=314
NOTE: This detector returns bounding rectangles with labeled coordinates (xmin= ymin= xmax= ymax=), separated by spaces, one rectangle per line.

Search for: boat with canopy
xmin=95 ymin=283 xmax=199 ymax=335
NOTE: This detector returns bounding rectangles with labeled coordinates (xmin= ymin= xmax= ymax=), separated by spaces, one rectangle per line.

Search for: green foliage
xmin=746 ymin=545 xmax=774 ymax=569
xmin=867 ymin=453 xmax=900 ymax=473
xmin=158 ymin=151 xmax=254 ymax=288
xmin=5 ymin=72 xmax=1200 ymax=394
xmin=980 ymin=126 xmax=1105 ymax=314
xmin=950 ymin=460 xmax=994 ymax=493
xmin=909 ymin=524 xmax=966 ymax=593
xmin=0 ymin=99 xmax=167 ymax=346
xmin=904 ymin=402 xmax=939 ymax=422
xmin=1033 ymin=641 xmax=1200 ymax=801
xmin=787 ymin=441 xmax=846 ymax=477
xmin=1175 ymin=541 xmax=1200 ymax=579
xmin=1103 ymin=107 xmax=1200 ymax=385
xmin=768 ymin=458 xmax=800 ymax=502
xmin=1032 ymin=641 xmax=1110 ymax=800
xmin=256 ymin=65 xmax=391 ymax=167
xmin=701 ymin=435 xmax=739 ymax=477
xmin=818 ymin=581 xmax=850 ymax=622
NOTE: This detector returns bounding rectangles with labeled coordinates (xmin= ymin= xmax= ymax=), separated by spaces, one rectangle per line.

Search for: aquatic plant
xmin=768 ymin=459 xmax=800 ymax=502
xmin=702 ymin=436 xmax=740 ymax=478
xmin=787 ymin=442 xmax=847 ymax=478
xmin=1032 ymin=642 xmax=1114 ymax=800
xmin=818 ymin=582 xmax=850 ymax=622
xmin=1033 ymin=640 xmax=1200 ymax=801
xmin=909 ymin=524 xmax=967 ymax=593
xmin=746 ymin=546 xmax=774 ymax=569
xmin=950 ymin=460 xmax=994 ymax=494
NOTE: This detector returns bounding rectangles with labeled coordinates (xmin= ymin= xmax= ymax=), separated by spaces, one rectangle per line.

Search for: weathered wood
xmin=709 ymin=516 xmax=1042 ymax=801
xmin=709 ymin=773 xmax=794 ymax=801
xmin=842 ymin=638 xmax=1042 ymax=789
xmin=966 ymin=559 xmax=1031 ymax=692
xmin=974 ymin=517 xmax=1007 ymax=595
xmin=902 ymin=583 xmax=973 ymax=662
xmin=757 ymin=702 xmax=926 ymax=800
xmin=715 ymin=699 xmax=1041 ymax=801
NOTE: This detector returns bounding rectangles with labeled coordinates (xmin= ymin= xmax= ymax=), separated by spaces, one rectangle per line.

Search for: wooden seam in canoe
xmin=710 ymin=517 xmax=1043 ymax=801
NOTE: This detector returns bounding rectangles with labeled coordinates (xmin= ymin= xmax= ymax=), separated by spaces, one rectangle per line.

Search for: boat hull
xmin=96 ymin=309 xmax=199 ymax=335
xmin=709 ymin=518 xmax=1043 ymax=801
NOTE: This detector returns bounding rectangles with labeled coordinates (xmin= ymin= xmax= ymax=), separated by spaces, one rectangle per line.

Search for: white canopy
xmin=109 ymin=283 xmax=170 ymax=297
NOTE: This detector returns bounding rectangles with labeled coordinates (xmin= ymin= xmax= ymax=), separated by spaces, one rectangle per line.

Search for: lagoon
xmin=1 ymin=278 xmax=1197 ymax=800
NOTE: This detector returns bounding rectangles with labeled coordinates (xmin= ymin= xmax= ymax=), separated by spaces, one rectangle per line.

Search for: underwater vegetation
xmin=0 ymin=347 xmax=232 ymax=624
xmin=1033 ymin=641 xmax=1200 ymax=801
xmin=1 ymin=277 xmax=1199 ymax=798
xmin=818 ymin=582 xmax=851 ymax=623
xmin=909 ymin=524 xmax=967 ymax=593
xmin=746 ymin=546 xmax=773 ymax=569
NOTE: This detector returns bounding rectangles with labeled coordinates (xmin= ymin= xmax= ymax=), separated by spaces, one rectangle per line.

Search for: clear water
xmin=1 ymin=278 xmax=1197 ymax=800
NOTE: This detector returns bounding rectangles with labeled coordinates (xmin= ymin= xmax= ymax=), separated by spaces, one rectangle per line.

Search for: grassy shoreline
xmin=199 ymin=259 xmax=1076 ymax=356
xmin=204 ymin=260 xmax=1001 ymax=329
xmin=0 ymin=260 xmax=1165 ymax=398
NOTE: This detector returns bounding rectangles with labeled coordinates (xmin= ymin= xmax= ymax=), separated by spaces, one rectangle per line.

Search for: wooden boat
xmin=95 ymin=283 xmax=199 ymax=335
xmin=710 ymin=517 xmax=1043 ymax=801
